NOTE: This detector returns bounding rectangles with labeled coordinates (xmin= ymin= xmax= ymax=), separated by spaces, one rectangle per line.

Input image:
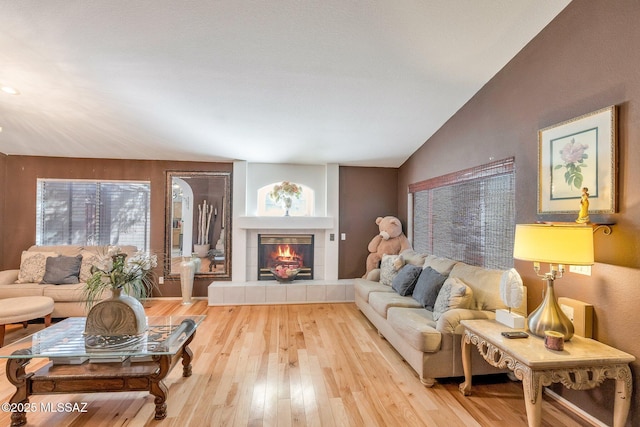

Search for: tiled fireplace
xmin=207 ymin=161 xmax=354 ymax=305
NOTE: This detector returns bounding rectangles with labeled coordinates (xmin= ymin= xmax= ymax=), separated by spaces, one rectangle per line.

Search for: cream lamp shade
xmin=513 ymin=224 xmax=594 ymax=266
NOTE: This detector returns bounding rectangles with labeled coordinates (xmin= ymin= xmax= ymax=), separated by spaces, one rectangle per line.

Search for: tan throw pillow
xmin=79 ymin=250 xmax=102 ymax=282
xmin=432 ymin=277 xmax=474 ymax=320
xmin=17 ymin=251 xmax=58 ymax=283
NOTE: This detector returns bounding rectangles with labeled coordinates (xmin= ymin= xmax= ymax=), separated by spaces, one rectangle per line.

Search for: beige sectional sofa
xmin=355 ymin=251 xmax=526 ymax=387
xmin=0 ymin=245 xmax=137 ymax=318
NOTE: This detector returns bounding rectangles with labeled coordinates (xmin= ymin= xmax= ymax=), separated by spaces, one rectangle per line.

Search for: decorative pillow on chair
xmin=412 ymin=266 xmax=448 ymax=310
xmin=79 ymin=250 xmax=102 ymax=282
xmin=432 ymin=277 xmax=474 ymax=321
xmin=41 ymin=255 xmax=83 ymax=284
xmin=391 ymin=264 xmax=423 ymax=296
xmin=17 ymin=251 xmax=59 ymax=283
xmin=379 ymin=254 xmax=401 ymax=286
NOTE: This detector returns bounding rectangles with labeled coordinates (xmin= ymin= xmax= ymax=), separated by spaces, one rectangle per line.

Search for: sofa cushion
xmin=42 ymin=283 xmax=89 ymax=302
xmin=448 ymin=263 xmax=507 ymax=311
xmin=28 ymin=245 xmax=82 ymax=257
xmin=412 ymin=267 xmax=448 ymax=310
xmin=41 ymin=255 xmax=82 ymax=284
xmin=399 ymin=249 xmax=428 ymax=267
xmin=17 ymin=251 xmax=59 ymax=283
xmin=369 ymin=291 xmax=422 ymax=319
xmin=379 ymin=254 xmax=401 ymax=286
xmin=433 ymin=277 xmax=473 ymax=321
xmin=391 ymin=264 xmax=422 ymax=296
xmin=0 ymin=283 xmax=46 ymax=298
xmin=354 ymin=278 xmax=395 ymax=302
xmin=387 ymin=307 xmax=442 ymax=352
xmin=423 ymin=256 xmax=458 ymax=275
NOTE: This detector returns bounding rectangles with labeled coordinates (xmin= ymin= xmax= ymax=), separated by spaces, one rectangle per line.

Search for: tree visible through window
xmin=36 ymin=179 xmax=151 ymax=250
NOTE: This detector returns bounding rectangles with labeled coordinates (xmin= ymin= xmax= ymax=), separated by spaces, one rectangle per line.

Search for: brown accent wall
xmin=338 ymin=166 xmax=398 ymax=279
xmin=399 ymin=1 xmax=640 ymax=424
xmin=0 ymin=153 xmax=6 ymax=265
xmin=2 ymin=155 xmax=232 ymax=298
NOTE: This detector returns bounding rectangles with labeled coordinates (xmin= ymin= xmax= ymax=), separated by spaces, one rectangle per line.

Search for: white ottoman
xmin=0 ymin=296 xmax=55 ymax=347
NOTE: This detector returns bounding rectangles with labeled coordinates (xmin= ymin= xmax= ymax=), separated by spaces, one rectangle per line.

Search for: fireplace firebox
xmin=258 ymin=234 xmax=314 ymax=281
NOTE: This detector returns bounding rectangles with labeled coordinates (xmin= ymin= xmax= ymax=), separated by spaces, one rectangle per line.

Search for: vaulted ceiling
xmin=0 ymin=1 xmax=570 ymax=167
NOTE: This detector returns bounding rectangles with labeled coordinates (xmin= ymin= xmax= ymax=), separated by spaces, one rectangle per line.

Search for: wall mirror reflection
xmin=165 ymin=171 xmax=231 ymax=279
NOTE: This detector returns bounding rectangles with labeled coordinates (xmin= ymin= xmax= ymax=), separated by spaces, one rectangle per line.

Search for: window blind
xmin=36 ymin=180 xmax=151 ymax=251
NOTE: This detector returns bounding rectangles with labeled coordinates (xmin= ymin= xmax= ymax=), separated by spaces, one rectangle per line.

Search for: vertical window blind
xmin=36 ymin=179 xmax=151 ymax=251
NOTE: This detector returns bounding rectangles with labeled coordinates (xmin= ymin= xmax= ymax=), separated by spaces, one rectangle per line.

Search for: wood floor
xmin=0 ymin=300 xmax=594 ymax=427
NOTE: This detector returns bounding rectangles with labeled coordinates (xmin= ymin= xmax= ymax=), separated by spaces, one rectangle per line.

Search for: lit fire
xmin=271 ymin=244 xmax=303 ymax=268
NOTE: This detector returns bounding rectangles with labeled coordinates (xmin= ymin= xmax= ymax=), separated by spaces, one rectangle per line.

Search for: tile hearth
xmin=208 ymin=279 xmax=354 ymax=305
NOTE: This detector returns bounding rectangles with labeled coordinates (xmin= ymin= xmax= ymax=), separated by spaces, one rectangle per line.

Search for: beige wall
xmin=399 ymin=1 xmax=640 ymax=424
xmin=1 ymin=155 xmax=232 ymax=299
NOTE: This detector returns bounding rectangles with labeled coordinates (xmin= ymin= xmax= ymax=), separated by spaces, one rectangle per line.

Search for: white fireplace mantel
xmin=236 ymin=216 xmax=334 ymax=230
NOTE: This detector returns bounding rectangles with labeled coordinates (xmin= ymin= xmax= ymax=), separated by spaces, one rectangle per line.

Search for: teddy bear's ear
xmin=375 ymin=217 xmax=384 ymax=225
xmin=390 ymin=218 xmax=400 ymax=226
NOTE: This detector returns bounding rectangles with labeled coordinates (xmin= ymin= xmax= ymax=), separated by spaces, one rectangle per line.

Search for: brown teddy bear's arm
xmin=367 ymin=234 xmax=383 ymax=253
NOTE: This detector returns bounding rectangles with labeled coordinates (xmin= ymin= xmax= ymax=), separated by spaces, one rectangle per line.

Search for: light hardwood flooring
xmin=0 ymin=300 xmax=594 ymax=426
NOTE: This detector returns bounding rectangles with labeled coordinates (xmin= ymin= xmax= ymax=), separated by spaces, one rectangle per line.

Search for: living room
xmin=1 ymin=1 xmax=639 ymax=426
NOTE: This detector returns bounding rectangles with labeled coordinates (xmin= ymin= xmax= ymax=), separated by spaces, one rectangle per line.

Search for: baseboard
xmin=543 ymin=388 xmax=606 ymax=427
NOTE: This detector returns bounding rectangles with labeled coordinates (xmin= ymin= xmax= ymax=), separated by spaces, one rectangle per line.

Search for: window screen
xmin=36 ymin=179 xmax=151 ymax=251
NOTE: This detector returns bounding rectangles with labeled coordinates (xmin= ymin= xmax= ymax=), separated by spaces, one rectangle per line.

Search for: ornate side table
xmin=460 ymin=319 xmax=634 ymax=427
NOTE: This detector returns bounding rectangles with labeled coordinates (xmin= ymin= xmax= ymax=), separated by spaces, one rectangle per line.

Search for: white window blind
xmin=36 ymin=179 xmax=151 ymax=251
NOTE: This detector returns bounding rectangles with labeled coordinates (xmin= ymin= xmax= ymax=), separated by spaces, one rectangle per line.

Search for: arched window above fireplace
xmin=257 ymin=183 xmax=315 ymax=216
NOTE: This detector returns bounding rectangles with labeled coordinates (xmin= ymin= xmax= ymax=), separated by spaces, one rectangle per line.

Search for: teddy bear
xmin=363 ymin=215 xmax=412 ymax=279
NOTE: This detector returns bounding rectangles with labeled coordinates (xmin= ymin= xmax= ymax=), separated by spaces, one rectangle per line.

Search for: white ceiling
xmin=0 ymin=1 xmax=570 ymax=167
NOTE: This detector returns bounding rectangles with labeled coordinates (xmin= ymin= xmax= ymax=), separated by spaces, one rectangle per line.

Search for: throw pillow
xmin=17 ymin=251 xmax=59 ymax=283
xmin=432 ymin=277 xmax=474 ymax=321
xmin=391 ymin=264 xmax=423 ymax=296
xmin=412 ymin=266 xmax=447 ymax=310
xmin=41 ymin=255 xmax=83 ymax=284
xmin=79 ymin=250 xmax=102 ymax=282
xmin=379 ymin=254 xmax=401 ymax=286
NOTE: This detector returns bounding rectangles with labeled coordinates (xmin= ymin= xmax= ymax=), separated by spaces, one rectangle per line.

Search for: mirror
xmin=165 ymin=171 xmax=231 ymax=279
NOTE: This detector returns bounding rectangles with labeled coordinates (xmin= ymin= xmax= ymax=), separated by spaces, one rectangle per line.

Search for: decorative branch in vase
xmin=194 ymin=200 xmax=213 ymax=257
xmin=269 ymin=181 xmax=302 ymax=216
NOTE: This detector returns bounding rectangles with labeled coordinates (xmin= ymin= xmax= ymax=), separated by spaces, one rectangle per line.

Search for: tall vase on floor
xmin=180 ymin=257 xmax=196 ymax=305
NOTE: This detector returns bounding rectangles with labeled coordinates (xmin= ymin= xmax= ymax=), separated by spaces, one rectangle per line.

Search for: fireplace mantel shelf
xmin=236 ymin=216 xmax=334 ymax=230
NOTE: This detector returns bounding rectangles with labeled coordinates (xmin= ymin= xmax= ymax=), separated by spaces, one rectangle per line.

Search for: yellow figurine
xmin=576 ymin=187 xmax=590 ymax=223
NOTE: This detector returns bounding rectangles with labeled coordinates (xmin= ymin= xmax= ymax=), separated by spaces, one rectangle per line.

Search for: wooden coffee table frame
xmin=5 ymin=331 xmax=195 ymax=426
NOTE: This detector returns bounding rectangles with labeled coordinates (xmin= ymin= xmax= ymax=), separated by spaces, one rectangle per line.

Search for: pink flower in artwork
xmin=560 ymin=139 xmax=589 ymax=163
xmin=555 ymin=138 xmax=589 ymax=189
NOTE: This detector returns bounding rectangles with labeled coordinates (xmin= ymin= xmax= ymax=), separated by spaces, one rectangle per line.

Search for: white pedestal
xmin=496 ymin=309 xmax=526 ymax=329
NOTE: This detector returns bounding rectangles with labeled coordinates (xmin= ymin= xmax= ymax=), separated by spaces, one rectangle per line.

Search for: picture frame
xmin=538 ymin=105 xmax=617 ymax=214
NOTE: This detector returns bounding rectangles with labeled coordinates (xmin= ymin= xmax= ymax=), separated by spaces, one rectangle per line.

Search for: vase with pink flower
xmin=269 ymin=181 xmax=302 ymax=216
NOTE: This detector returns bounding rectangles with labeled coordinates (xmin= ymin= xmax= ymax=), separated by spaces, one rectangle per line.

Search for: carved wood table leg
xmin=459 ymin=332 xmax=473 ymax=396
xmin=150 ymin=354 xmax=171 ymax=420
xmin=613 ymin=365 xmax=633 ymax=427
xmin=182 ymin=332 xmax=195 ymax=377
xmin=522 ymin=372 xmax=543 ymax=427
xmin=5 ymin=351 xmax=33 ymax=427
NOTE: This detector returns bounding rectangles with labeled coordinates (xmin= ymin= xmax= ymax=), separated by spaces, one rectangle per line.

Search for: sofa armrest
xmin=436 ymin=308 xmax=495 ymax=334
xmin=0 ymin=270 xmax=20 ymax=285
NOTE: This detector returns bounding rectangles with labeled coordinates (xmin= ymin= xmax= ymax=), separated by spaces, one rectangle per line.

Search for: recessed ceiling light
xmin=1 ymin=85 xmax=20 ymax=95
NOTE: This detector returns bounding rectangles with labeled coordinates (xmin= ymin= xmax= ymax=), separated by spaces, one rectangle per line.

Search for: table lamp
xmin=513 ymin=224 xmax=594 ymax=340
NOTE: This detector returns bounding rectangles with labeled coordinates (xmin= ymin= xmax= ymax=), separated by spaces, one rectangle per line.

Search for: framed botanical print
xmin=538 ymin=105 xmax=617 ymax=214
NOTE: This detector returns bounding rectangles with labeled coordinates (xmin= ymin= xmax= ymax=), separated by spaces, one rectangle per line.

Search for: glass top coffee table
xmin=0 ymin=315 xmax=205 ymax=426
